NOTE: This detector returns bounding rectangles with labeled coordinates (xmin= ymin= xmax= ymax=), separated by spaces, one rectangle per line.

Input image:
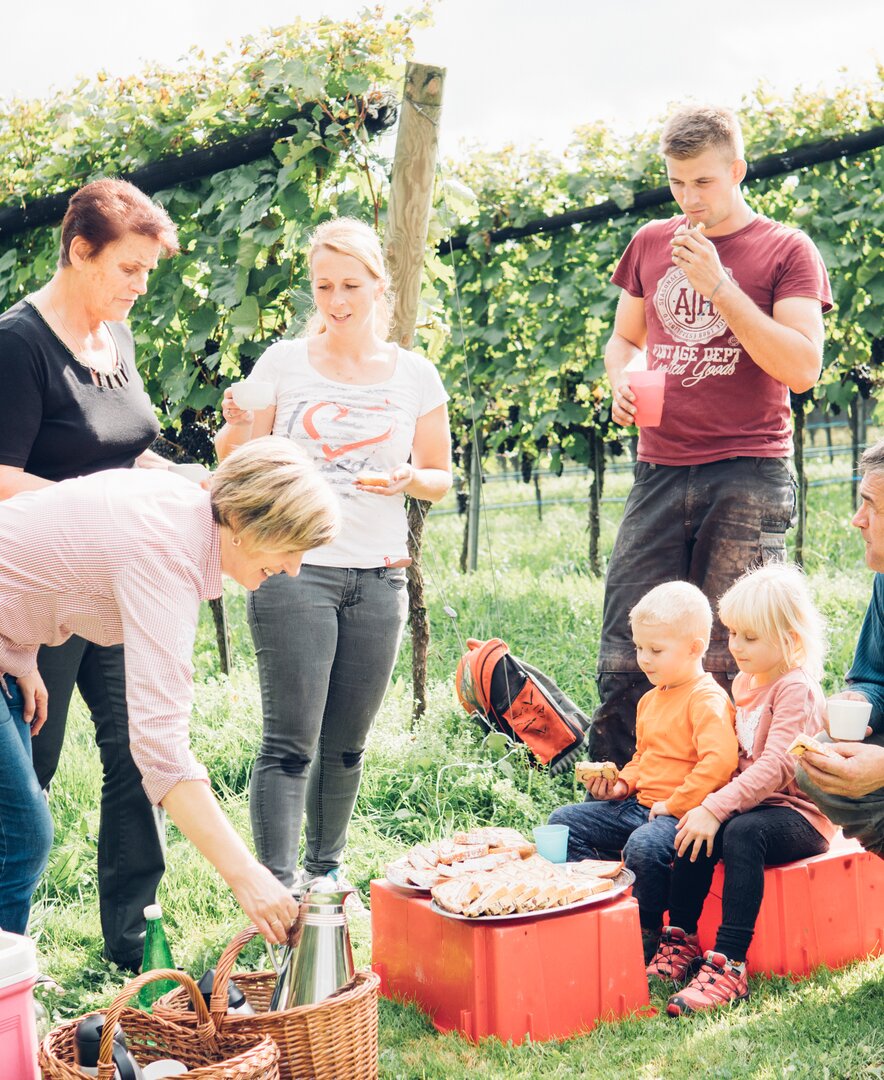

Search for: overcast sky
xmin=1 ymin=1 xmax=880 ymax=155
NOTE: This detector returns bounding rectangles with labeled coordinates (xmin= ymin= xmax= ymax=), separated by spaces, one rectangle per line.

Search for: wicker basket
xmin=153 ymin=925 xmax=380 ymax=1080
xmin=39 ymin=968 xmax=280 ymax=1080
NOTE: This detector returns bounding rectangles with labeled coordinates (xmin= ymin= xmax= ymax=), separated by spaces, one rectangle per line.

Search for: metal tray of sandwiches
xmin=384 ymin=827 xmax=632 ymax=921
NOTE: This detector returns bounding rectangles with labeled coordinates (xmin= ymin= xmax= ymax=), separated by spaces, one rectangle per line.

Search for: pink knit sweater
xmin=703 ymin=667 xmax=836 ymax=841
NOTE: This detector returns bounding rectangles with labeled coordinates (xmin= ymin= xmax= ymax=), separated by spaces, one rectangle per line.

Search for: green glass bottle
xmin=137 ymin=903 xmax=178 ymax=1010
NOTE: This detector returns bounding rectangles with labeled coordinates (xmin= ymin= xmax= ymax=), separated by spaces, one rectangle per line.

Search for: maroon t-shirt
xmin=612 ymin=215 xmax=832 ymax=466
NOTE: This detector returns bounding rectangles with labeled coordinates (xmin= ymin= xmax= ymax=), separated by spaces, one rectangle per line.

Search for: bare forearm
xmin=405 ymin=468 xmax=452 ymax=503
xmin=161 ymin=780 xmax=257 ymax=885
xmin=135 ymin=448 xmax=172 ymax=469
xmin=0 ymin=468 xmax=53 ymax=500
xmin=604 ymin=332 xmax=644 ymax=389
xmin=215 ymin=421 xmax=254 ymax=461
xmin=161 ymin=779 xmax=299 ymax=941
xmin=713 ymin=280 xmax=821 ymax=392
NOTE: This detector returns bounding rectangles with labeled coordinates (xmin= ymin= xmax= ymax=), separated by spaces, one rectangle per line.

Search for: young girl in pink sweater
xmin=646 ymin=563 xmax=836 ymax=1014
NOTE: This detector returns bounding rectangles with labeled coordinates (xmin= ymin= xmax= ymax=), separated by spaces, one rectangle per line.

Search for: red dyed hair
xmin=59 ymin=178 xmax=179 ymax=267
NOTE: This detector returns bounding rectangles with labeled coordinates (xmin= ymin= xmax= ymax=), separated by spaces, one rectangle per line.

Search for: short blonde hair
xmin=660 ymin=105 xmax=744 ymax=161
xmin=718 ymin=563 xmax=826 ymax=680
xmin=210 ymin=436 xmax=340 ymax=552
xmin=305 ymin=217 xmax=394 ymax=338
xmin=629 ymin=581 xmax=712 ymax=647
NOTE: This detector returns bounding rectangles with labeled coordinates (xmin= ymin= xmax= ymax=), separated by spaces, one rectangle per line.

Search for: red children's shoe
xmin=667 ymin=951 xmax=750 ymax=1015
xmin=646 ymin=926 xmax=702 ymax=983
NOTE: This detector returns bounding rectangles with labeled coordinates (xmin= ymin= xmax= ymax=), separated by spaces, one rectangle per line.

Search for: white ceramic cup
xmin=230 ymin=379 xmax=274 ymax=411
xmin=169 ymin=462 xmax=210 ymax=484
xmin=827 ymin=697 xmax=872 ymax=741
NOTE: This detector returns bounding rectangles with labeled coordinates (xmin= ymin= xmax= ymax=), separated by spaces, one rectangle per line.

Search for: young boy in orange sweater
xmin=549 ymin=581 xmax=738 ymax=961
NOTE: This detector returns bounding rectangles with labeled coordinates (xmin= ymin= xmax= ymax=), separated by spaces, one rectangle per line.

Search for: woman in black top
xmin=0 ymin=178 xmax=179 ymax=967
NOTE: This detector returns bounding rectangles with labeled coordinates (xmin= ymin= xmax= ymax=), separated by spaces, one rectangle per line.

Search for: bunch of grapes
xmin=847 ymin=365 xmax=874 ymax=399
xmin=164 ymin=408 xmax=217 ymax=464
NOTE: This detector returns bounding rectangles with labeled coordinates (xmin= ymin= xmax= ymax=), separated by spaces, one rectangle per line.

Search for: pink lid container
xmin=0 ymin=931 xmax=39 ymax=1080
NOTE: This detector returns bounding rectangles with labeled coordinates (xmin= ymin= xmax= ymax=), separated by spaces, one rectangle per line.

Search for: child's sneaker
xmin=666 ymin=951 xmax=749 ymax=1015
xmin=646 ymin=926 xmax=702 ymax=983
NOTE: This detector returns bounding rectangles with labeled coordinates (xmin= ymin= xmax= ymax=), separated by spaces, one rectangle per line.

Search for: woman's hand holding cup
xmin=221 ymin=387 xmax=254 ymax=427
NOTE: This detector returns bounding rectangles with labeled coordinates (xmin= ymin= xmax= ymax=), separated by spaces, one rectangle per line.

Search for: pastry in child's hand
xmin=786 ymin=733 xmax=835 ymax=758
xmin=575 ymin=760 xmax=619 ymax=784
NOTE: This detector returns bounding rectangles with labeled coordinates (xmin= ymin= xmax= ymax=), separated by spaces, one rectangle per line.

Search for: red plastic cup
xmin=629 ymin=369 xmax=666 ymax=427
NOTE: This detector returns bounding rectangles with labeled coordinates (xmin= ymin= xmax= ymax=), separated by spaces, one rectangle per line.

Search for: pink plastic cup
xmin=629 ymin=369 xmax=666 ymax=427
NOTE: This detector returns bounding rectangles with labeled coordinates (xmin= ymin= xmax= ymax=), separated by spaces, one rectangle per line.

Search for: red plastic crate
xmin=696 ymin=833 xmax=884 ymax=976
xmin=370 ymin=879 xmax=650 ymax=1044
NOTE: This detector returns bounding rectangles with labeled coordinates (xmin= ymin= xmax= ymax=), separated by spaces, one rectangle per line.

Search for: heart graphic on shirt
xmin=302 ymin=400 xmax=396 ymax=461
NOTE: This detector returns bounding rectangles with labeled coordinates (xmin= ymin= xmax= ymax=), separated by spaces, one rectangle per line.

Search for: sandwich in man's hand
xmin=786 ymin=733 xmax=835 ymax=758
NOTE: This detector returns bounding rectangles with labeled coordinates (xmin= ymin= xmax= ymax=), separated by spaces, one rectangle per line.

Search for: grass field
xmin=31 ymin=447 xmax=884 ymax=1079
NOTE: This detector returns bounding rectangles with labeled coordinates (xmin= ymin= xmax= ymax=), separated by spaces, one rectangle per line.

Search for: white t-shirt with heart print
xmin=247 ymin=338 xmax=449 ymax=568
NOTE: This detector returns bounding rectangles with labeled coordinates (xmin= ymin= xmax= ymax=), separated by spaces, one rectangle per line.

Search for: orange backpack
xmin=455 ymin=637 xmax=590 ymax=774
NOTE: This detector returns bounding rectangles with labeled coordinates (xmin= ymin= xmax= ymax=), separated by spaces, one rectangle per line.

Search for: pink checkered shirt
xmin=0 ymin=469 xmax=223 ymax=805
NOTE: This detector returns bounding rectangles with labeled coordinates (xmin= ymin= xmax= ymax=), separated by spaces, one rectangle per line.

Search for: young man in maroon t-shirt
xmin=591 ymin=105 xmax=832 ymax=766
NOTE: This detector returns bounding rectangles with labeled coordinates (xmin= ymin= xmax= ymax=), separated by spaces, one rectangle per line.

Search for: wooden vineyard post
xmin=793 ymin=400 xmax=807 ymax=568
xmin=384 ymin=61 xmax=446 ymax=723
xmin=588 ymin=430 xmax=605 ymax=576
xmin=849 ymin=396 xmax=862 ymax=508
xmin=467 ymin=430 xmax=482 ymax=571
xmin=459 ymin=439 xmax=472 ymax=574
xmin=209 ymin=597 xmax=231 ymax=675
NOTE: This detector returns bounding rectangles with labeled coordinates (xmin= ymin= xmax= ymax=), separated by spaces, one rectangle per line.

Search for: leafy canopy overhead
xmin=0 ymin=19 xmax=880 ymax=469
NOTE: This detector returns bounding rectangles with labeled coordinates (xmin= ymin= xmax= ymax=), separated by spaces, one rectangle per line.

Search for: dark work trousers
xmin=590 ymin=457 xmax=796 ymax=765
xmin=798 ymin=731 xmax=884 ymax=859
xmin=667 ymin=805 xmax=828 ymax=961
xmin=31 ymin=637 xmax=165 ymax=967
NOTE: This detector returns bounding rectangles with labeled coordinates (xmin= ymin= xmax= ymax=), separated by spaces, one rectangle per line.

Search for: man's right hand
xmin=802 ymin=741 xmax=884 ymax=799
xmin=611 ymin=377 xmax=637 ymax=427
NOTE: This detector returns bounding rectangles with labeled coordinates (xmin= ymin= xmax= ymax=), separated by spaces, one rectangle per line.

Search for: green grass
xmin=32 ymin=449 xmax=884 ymax=1078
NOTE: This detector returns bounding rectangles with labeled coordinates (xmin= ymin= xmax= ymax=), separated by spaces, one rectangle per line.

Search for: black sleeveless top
xmin=0 ymin=299 xmax=160 ymax=481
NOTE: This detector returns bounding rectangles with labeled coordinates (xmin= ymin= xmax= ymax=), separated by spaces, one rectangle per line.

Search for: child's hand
xmin=585 ymin=777 xmax=627 ymax=800
xmin=647 ymin=800 xmax=671 ymax=820
xmin=674 ymin=806 xmax=722 ymax=861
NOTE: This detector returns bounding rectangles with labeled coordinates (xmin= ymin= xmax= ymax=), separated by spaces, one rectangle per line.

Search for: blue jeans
xmin=0 ymin=675 xmax=54 ymax=933
xmin=248 ymin=565 xmax=408 ymax=887
xmin=549 ymin=796 xmax=678 ymax=927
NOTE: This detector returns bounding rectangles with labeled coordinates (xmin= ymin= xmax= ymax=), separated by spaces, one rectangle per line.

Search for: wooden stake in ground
xmin=384 ymin=61 xmax=446 ymax=723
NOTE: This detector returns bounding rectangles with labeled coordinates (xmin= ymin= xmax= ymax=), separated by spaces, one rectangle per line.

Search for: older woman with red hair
xmin=0 ymin=178 xmax=179 ymax=967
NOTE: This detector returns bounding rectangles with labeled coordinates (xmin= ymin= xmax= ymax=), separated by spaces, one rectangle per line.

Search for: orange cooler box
xmin=370 ymin=879 xmax=650 ymax=1044
xmin=697 ymin=833 xmax=884 ymax=976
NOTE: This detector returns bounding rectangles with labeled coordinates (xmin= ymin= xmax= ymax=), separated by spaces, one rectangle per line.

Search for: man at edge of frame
xmin=590 ymin=104 xmax=832 ymax=767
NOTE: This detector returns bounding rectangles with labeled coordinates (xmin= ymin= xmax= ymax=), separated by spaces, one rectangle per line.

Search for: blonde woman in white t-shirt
xmin=216 ymin=218 xmax=452 ymax=893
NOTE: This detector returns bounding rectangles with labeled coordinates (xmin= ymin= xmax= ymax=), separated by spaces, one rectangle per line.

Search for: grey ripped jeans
xmin=591 ymin=457 xmax=796 ymax=766
xmin=247 ymin=564 xmax=408 ymax=887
